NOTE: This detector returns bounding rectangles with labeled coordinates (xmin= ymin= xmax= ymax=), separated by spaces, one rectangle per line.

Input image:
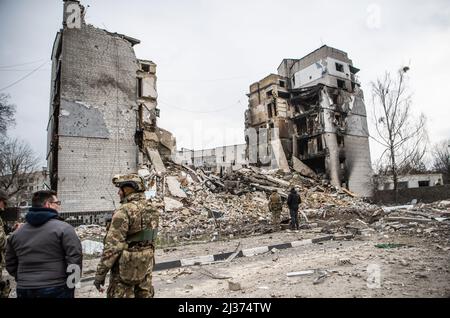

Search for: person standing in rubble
xmin=94 ymin=174 xmax=162 ymax=298
xmin=268 ymin=191 xmax=282 ymax=231
xmin=287 ymin=187 xmax=301 ymax=230
xmin=0 ymin=190 xmax=11 ymax=298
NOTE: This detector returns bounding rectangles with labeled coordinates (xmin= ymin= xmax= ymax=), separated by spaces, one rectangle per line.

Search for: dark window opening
xmin=337 ymin=135 xmax=344 ymax=147
xmin=273 ymin=103 xmax=278 ymax=116
xmin=398 ymin=181 xmax=408 ymax=189
xmin=141 ymin=64 xmax=150 ymax=73
xmin=317 ymin=136 xmax=323 ymax=151
xmin=137 ymin=78 xmax=143 ymax=97
xmin=267 ymin=103 xmax=273 ymax=118
xmin=418 ymin=181 xmax=430 ymax=187
xmin=266 ymin=90 xmax=273 ymax=98
xmin=292 ymin=76 xmax=295 ymax=86
xmin=335 ymin=63 xmax=344 ymax=72
xmin=337 ymin=79 xmax=346 ymax=89
xmin=269 ymin=123 xmax=274 ymax=128
xmin=279 ymin=81 xmax=285 ymax=88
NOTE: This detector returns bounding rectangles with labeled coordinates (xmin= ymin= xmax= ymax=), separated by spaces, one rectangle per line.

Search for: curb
xmin=80 ymin=233 xmax=353 ymax=283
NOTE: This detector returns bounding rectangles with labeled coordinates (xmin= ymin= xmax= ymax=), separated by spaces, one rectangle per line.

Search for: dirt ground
xmin=68 ymin=228 xmax=450 ymax=298
xmin=3 ymin=221 xmax=449 ymax=298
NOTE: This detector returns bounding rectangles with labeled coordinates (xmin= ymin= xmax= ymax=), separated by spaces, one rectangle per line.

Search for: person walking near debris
xmin=5 ymin=190 xmax=82 ymax=298
xmin=287 ymin=188 xmax=301 ymax=230
xmin=268 ymin=191 xmax=282 ymax=231
xmin=0 ymin=190 xmax=11 ymax=298
xmin=94 ymin=174 xmax=162 ymax=298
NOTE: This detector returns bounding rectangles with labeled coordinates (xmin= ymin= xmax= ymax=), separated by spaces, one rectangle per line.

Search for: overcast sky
xmin=1 ymin=0 xmax=449 ymax=168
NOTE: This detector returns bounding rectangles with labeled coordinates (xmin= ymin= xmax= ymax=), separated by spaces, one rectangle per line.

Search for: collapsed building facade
xmin=245 ymin=45 xmax=373 ymax=197
xmin=47 ymin=0 xmax=175 ymax=219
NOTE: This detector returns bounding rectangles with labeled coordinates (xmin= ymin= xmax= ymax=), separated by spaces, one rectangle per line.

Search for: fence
xmin=372 ymin=184 xmax=450 ymax=205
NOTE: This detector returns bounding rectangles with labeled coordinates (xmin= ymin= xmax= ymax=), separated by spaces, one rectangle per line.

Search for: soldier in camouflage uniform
xmin=0 ymin=189 xmax=11 ymax=298
xmin=268 ymin=191 xmax=282 ymax=231
xmin=93 ymin=174 xmax=162 ymax=298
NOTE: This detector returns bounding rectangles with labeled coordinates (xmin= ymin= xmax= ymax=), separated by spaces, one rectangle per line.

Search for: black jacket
xmin=287 ymin=191 xmax=301 ymax=210
xmin=6 ymin=208 xmax=82 ymax=289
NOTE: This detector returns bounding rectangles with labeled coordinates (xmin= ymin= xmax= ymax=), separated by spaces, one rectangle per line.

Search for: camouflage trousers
xmin=107 ymin=262 xmax=154 ymax=298
xmin=0 ymin=270 xmax=11 ymax=298
xmin=271 ymin=210 xmax=281 ymax=230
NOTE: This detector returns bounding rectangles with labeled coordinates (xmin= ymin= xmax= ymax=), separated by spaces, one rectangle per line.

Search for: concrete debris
xmin=146 ymin=147 xmax=167 ymax=173
xmin=81 ymin=240 xmax=104 ymax=255
xmin=75 ymin=225 xmax=106 ymax=241
xmin=286 ymin=270 xmax=315 ymax=277
xmin=292 ymin=157 xmax=317 ymax=179
xmin=228 ymin=281 xmax=242 ymax=291
xmin=164 ymin=197 xmax=184 ymax=212
xmin=166 ymin=176 xmax=188 ymax=198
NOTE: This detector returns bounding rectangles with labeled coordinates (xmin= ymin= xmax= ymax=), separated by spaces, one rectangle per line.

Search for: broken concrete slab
xmin=164 ymin=197 xmax=183 ymax=212
xmin=146 ymin=147 xmax=167 ymax=173
xmin=293 ymin=157 xmax=316 ymax=179
xmin=385 ymin=217 xmax=432 ymax=223
xmin=166 ymin=176 xmax=187 ymax=198
xmin=381 ymin=205 xmax=414 ymax=213
xmin=270 ymin=139 xmax=290 ymax=173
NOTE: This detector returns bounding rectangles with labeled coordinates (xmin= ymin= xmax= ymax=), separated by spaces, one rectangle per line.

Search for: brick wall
xmin=56 ymin=24 xmax=140 ymax=213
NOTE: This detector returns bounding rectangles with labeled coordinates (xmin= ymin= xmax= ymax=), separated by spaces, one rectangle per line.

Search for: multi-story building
xmin=245 ymin=45 xmax=373 ymax=196
xmin=47 ymin=0 xmax=174 ymax=220
xmin=175 ymin=144 xmax=248 ymax=173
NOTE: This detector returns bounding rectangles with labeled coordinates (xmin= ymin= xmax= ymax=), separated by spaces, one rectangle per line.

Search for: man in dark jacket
xmin=287 ymin=187 xmax=301 ymax=230
xmin=6 ymin=190 xmax=82 ymax=298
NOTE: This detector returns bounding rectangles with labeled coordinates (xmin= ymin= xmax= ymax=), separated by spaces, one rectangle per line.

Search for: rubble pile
xmin=157 ymin=161 xmax=368 ymax=243
xmin=370 ymin=200 xmax=450 ymax=244
xmin=75 ymin=224 xmax=106 ymax=241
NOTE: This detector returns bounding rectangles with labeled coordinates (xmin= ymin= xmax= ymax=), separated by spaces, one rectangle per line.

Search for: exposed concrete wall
xmin=344 ymin=134 xmax=373 ymax=197
xmin=378 ymin=173 xmax=444 ymax=190
xmin=56 ymin=24 xmax=139 ymax=213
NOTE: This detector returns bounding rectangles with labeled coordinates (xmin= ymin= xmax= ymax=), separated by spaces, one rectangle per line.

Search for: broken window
xmin=418 ymin=181 xmax=430 ymax=187
xmin=335 ymin=63 xmax=344 ymax=72
xmin=141 ymin=64 xmax=150 ymax=73
xmin=337 ymin=79 xmax=346 ymax=89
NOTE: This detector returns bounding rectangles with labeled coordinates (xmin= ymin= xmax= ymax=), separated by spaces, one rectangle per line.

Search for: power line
xmin=158 ymin=98 xmax=245 ymax=114
xmin=0 ymin=58 xmax=46 ymax=69
xmin=0 ymin=61 xmax=49 ymax=92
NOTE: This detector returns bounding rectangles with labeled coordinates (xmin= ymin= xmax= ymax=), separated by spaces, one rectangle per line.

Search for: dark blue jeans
xmin=17 ymin=285 xmax=75 ymax=298
xmin=290 ymin=208 xmax=299 ymax=229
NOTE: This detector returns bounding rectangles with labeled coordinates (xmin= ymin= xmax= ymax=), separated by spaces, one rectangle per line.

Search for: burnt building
xmin=47 ymin=0 xmax=175 ymax=217
xmin=245 ymin=45 xmax=373 ymax=196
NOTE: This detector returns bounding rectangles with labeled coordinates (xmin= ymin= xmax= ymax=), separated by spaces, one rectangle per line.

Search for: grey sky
xmin=1 ymin=0 xmax=449 ymax=167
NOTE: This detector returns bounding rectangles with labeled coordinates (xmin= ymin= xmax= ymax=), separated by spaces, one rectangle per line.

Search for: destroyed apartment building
xmin=46 ymin=0 xmax=175 ymax=223
xmin=245 ymin=45 xmax=373 ymax=197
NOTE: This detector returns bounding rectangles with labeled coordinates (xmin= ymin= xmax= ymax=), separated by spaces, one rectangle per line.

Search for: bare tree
xmin=371 ymin=67 xmax=428 ymax=191
xmin=0 ymin=138 xmax=40 ymax=200
xmin=0 ymin=93 xmax=16 ymax=137
xmin=431 ymin=140 xmax=450 ymax=184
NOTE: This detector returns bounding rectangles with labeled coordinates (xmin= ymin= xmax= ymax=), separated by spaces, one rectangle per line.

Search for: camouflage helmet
xmin=112 ymin=174 xmax=146 ymax=192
